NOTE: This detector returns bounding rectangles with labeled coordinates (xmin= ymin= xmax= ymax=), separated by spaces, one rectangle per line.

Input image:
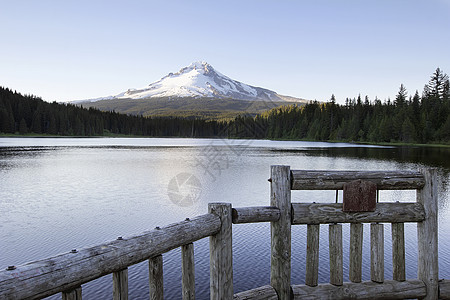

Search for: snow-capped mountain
xmin=77 ymin=61 xmax=305 ymax=103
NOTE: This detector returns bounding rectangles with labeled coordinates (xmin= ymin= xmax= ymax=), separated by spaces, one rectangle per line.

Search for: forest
xmin=1 ymin=68 xmax=449 ymax=144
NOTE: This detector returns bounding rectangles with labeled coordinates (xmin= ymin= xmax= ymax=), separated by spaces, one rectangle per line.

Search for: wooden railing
xmin=1 ymin=166 xmax=449 ymax=299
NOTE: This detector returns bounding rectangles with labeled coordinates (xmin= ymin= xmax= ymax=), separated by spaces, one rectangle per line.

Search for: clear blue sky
xmin=1 ymin=0 xmax=449 ymax=104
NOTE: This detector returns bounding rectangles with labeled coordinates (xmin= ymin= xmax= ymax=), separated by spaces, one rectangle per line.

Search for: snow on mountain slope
xmin=77 ymin=62 xmax=306 ymax=103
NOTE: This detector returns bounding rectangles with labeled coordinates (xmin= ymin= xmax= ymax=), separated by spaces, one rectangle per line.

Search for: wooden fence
xmin=1 ymin=166 xmax=449 ymax=299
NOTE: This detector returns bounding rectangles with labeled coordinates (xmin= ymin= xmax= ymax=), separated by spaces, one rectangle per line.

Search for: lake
xmin=0 ymin=137 xmax=449 ymax=299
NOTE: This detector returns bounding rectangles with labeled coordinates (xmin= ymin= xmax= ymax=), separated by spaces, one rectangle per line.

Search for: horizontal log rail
xmin=0 ymin=213 xmax=221 ymax=300
xmin=291 ymin=170 xmax=425 ymax=190
xmin=231 ymin=280 xmax=450 ymax=300
xmin=233 ymin=285 xmax=278 ymax=299
xmin=440 ymin=280 xmax=450 ymax=299
xmin=291 ymin=202 xmax=425 ymax=224
xmin=292 ymin=280 xmax=427 ymax=299
xmin=232 ymin=206 xmax=280 ymax=224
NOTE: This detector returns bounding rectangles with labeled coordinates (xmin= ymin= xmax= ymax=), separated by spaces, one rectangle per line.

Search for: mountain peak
xmin=173 ymin=61 xmax=215 ymax=78
xmin=76 ymin=61 xmax=306 ymax=104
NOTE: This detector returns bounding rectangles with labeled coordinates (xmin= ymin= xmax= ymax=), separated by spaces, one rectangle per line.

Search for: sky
xmin=1 ymin=0 xmax=450 ymax=104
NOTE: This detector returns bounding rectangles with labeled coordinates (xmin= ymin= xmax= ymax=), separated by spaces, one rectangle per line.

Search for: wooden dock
xmin=1 ymin=166 xmax=449 ymax=299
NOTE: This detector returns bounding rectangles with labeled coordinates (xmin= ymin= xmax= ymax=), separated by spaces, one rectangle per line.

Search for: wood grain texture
xmin=0 ymin=213 xmax=220 ymax=300
xmin=209 ymin=203 xmax=233 ymax=300
xmin=329 ymin=223 xmax=343 ymax=286
xmin=305 ymin=224 xmax=320 ymax=287
xmin=232 ymin=206 xmax=280 ymax=224
xmin=270 ymin=165 xmax=292 ymax=299
xmin=292 ymin=279 xmax=426 ymax=299
xmin=233 ymin=285 xmax=278 ymax=300
xmin=417 ymin=168 xmax=439 ymax=299
xmin=291 ymin=202 xmax=424 ymax=225
xmin=349 ymin=223 xmax=363 ymax=283
xmin=291 ymin=170 xmax=424 ymax=190
xmin=391 ymin=223 xmax=405 ymax=282
xmin=181 ymin=243 xmax=195 ymax=300
xmin=370 ymin=223 xmax=384 ymax=283
xmin=113 ymin=269 xmax=128 ymax=300
xmin=149 ymin=255 xmax=163 ymax=300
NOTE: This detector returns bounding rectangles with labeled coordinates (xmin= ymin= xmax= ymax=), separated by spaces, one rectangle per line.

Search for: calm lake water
xmin=1 ymin=137 xmax=449 ymax=299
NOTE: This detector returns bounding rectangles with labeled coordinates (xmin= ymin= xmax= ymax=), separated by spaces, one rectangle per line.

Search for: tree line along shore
xmin=1 ymin=68 xmax=449 ymax=145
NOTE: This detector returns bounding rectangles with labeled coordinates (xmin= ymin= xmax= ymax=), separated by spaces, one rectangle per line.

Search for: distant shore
xmin=1 ymin=133 xmax=450 ymax=148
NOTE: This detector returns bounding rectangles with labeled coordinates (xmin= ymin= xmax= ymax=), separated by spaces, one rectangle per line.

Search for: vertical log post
xmin=181 ymin=243 xmax=195 ymax=300
xmin=149 ymin=255 xmax=163 ymax=300
xmin=391 ymin=222 xmax=405 ymax=281
xmin=329 ymin=223 xmax=343 ymax=286
xmin=349 ymin=223 xmax=363 ymax=283
xmin=305 ymin=224 xmax=320 ymax=287
xmin=62 ymin=287 xmax=82 ymax=300
xmin=113 ymin=268 xmax=128 ymax=300
xmin=209 ymin=203 xmax=233 ymax=300
xmin=270 ymin=165 xmax=292 ymax=299
xmin=370 ymin=223 xmax=384 ymax=283
xmin=417 ymin=168 xmax=439 ymax=299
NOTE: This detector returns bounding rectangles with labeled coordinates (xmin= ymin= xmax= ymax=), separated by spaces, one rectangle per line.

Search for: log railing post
xmin=417 ymin=168 xmax=439 ymax=299
xmin=181 ymin=243 xmax=195 ymax=300
xmin=392 ymin=222 xmax=405 ymax=281
xmin=270 ymin=165 xmax=291 ymax=299
xmin=62 ymin=287 xmax=82 ymax=300
xmin=370 ymin=222 xmax=384 ymax=283
xmin=113 ymin=268 xmax=128 ymax=300
xmin=329 ymin=223 xmax=343 ymax=286
xmin=149 ymin=255 xmax=163 ymax=300
xmin=209 ymin=203 xmax=233 ymax=300
xmin=349 ymin=223 xmax=363 ymax=283
xmin=305 ymin=224 xmax=320 ymax=287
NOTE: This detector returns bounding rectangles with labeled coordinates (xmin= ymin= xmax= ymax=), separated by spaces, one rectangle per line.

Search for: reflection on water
xmin=0 ymin=138 xmax=449 ymax=299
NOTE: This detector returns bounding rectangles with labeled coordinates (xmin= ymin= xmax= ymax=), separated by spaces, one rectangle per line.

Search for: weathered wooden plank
xmin=329 ymin=223 xmax=343 ymax=286
xmin=370 ymin=223 xmax=384 ymax=283
xmin=233 ymin=285 xmax=278 ymax=300
xmin=349 ymin=223 xmax=363 ymax=283
xmin=417 ymin=168 xmax=439 ymax=299
xmin=232 ymin=206 xmax=280 ymax=224
xmin=391 ymin=222 xmax=405 ymax=281
xmin=209 ymin=203 xmax=233 ymax=300
xmin=291 ymin=170 xmax=425 ymax=190
xmin=291 ymin=202 xmax=424 ymax=225
xmin=440 ymin=279 xmax=450 ymax=299
xmin=270 ymin=165 xmax=292 ymax=299
xmin=305 ymin=224 xmax=320 ymax=287
xmin=62 ymin=287 xmax=82 ymax=300
xmin=0 ymin=213 xmax=220 ymax=300
xmin=181 ymin=243 xmax=195 ymax=300
xmin=291 ymin=279 xmax=426 ymax=299
xmin=113 ymin=268 xmax=128 ymax=300
xmin=149 ymin=255 xmax=163 ymax=300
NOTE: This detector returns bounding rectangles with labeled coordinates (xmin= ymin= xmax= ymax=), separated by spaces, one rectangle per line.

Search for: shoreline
xmin=1 ymin=133 xmax=449 ymax=148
